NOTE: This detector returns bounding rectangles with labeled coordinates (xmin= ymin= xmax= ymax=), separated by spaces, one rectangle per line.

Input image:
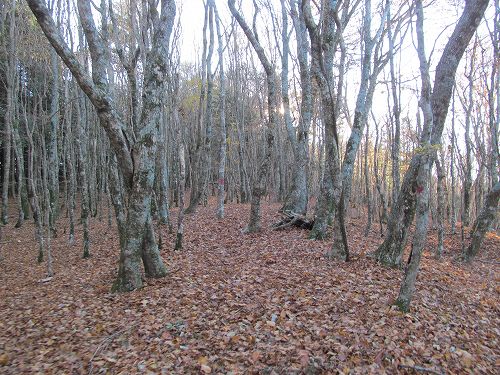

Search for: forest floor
xmin=0 ymin=201 xmax=498 ymax=374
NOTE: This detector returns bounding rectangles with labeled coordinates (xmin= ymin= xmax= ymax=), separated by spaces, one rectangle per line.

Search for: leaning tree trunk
xmin=375 ymin=0 xmax=489 ymax=268
xmin=465 ymin=181 xmax=500 ymax=262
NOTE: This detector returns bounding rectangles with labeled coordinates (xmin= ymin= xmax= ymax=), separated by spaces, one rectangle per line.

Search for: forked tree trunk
xmin=27 ymin=0 xmax=176 ymax=292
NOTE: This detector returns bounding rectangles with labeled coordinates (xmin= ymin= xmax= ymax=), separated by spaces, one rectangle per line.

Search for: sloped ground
xmin=0 ymin=202 xmax=498 ymax=374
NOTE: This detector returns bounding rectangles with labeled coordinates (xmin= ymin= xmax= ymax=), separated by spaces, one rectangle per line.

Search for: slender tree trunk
xmin=13 ymin=101 xmax=28 ymax=229
xmin=186 ymin=2 xmax=210 ymax=214
xmin=214 ymin=2 xmax=227 ymax=219
xmin=1 ymin=1 xmax=15 ymax=225
xmin=281 ymin=0 xmax=311 ymax=216
xmin=75 ymin=96 xmax=90 ymax=259
xmin=175 ymin=108 xmax=186 ymax=250
xmin=48 ymin=47 xmax=60 ymax=234
xmin=364 ymin=123 xmax=372 ymax=236
xmin=435 ymin=155 xmax=445 ymax=259
xmin=229 ymin=0 xmax=278 ymax=233
xmin=450 ymin=95 xmax=457 ymax=234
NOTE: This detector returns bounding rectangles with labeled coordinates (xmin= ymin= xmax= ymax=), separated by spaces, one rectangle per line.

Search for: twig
xmin=398 ymin=364 xmax=444 ymax=375
xmin=88 ymin=325 xmax=136 ymax=375
xmin=475 ymin=259 xmax=500 ymax=265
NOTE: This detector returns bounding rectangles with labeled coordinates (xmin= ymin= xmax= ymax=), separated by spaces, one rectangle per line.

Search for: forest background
xmin=0 ymin=0 xmax=498 ymax=373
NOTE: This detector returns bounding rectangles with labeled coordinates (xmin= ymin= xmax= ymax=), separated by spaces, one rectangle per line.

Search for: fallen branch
xmin=88 ymin=325 xmax=136 ymax=375
xmin=272 ymin=212 xmax=314 ymax=231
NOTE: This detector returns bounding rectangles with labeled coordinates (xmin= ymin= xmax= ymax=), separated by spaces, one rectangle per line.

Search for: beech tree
xmin=228 ymin=0 xmax=278 ymax=233
xmin=26 ymin=0 xmax=176 ymax=291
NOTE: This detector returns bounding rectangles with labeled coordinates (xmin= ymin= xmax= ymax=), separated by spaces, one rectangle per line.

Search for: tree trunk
xmin=229 ymin=0 xmax=277 ymax=233
xmin=281 ymin=0 xmax=311 ymax=216
xmin=465 ymin=181 xmax=500 ymax=261
xmin=394 ymin=0 xmax=432 ymax=311
xmin=214 ymin=1 xmax=227 ymax=219
xmin=435 ymin=155 xmax=445 ymax=259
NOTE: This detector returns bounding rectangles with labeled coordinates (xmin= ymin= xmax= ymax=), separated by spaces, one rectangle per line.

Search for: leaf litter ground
xmin=0 ymin=202 xmax=498 ymax=374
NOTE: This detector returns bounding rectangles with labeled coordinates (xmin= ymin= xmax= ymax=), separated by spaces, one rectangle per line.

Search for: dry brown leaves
xmin=0 ymin=201 xmax=498 ymax=374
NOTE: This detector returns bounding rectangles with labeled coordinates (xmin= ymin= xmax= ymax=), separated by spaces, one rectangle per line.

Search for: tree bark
xmin=214 ymin=1 xmax=227 ymax=219
xmin=465 ymin=181 xmax=500 ymax=261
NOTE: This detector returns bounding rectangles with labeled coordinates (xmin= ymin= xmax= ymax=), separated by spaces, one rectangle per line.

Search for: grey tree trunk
xmin=48 ymin=47 xmax=60 ymax=234
xmin=281 ymin=0 xmax=311 ymax=216
xmin=186 ymin=2 xmax=210 ymax=214
xmin=450 ymin=95 xmax=457 ymax=234
xmin=394 ymin=0 xmax=433 ymax=312
xmin=13 ymin=116 xmax=28 ymax=229
xmin=157 ymin=110 xmax=170 ymax=227
xmin=214 ymin=2 xmax=227 ymax=219
xmin=304 ymin=0 xmax=342 ymax=241
xmin=461 ymin=46 xmax=477 ymax=227
xmin=330 ymin=0 xmax=389 ymax=260
xmin=364 ymin=123 xmax=372 ymax=236
xmin=229 ymin=0 xmax=278 ymax=233
xmin=435 ymin=155 xmax=445 ymax=259
xmin=465 ymin=181 xmax=500 ymax=261
xmin=27 ymin=0 xmax=176 ymax=292
xmin=1 ymin=0 xmax=16 ymax=225
xmin=75 ymin=95 xmax=90 ymax=259
xmin=375 ymin=0 xmax=489 ymax=267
